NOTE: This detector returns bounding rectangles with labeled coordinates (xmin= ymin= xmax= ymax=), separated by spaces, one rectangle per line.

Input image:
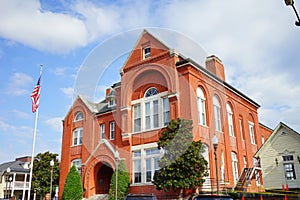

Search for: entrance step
xmin=85 ymin=194 xmax=108 ymax=200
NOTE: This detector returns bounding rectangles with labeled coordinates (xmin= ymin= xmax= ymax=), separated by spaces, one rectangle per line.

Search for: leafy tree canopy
xmin=62 ymin=165 xmax=83 ymax=200
xmin=153 ymin=118 xmax=209 ymax=197
xmin=32 ymin=151 xmax=59 ymax=198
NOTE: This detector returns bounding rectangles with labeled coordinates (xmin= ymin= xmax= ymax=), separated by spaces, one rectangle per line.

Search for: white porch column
xmin=22 ymin=174 xmax=28 ymax=200
xmin=11 ymin=173 xmax=16 ymax=197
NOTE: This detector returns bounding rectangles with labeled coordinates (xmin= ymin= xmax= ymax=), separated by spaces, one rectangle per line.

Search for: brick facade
xmin=59 ymin=30 xmax=272 ymax=199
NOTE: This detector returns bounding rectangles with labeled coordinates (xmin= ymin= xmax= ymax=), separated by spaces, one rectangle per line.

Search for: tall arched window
xmin=248 ymin=114 xmax=256 ymax=144
xmin=132 ymin=87 xmax=170 ymax=132
xmin=213 ymin=95 xmax=222 ymax=132
xmin=231 ymin=151 xmax=239 ymax=183
xmin=197 ymin=87 xmax=206 ymax=126
xmin=201 ymin=144 xmax=211 ymax=187
xmin=73 ymin=127 xmax=83 ymax=146
xmin=74 ymin=112 xmax=84 ymax=122
xmin=226 ymin=103 xmax=235 ymax=137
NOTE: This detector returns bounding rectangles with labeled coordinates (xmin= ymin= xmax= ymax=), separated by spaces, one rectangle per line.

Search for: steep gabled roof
xmin=0 ymin=160 xmax=30 ymax=173
xmin=255 ymin=122 xmax=300 ymax=156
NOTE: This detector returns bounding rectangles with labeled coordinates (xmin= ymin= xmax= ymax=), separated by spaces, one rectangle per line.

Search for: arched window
xmin=73 ymin=128 xmax=83 ymax=146
xmin=231 ymin=152 xmax=239 ymax=183
xmin=213 ymin=95 xmax=222 ymax=132
xmin=197 ymin=87 xmax=206 ymax=126
xmin=201 ymin=143 xmax=210 ymax=187
xmin=74 ymin=112 xmax=84 ymax=122
xmin=226 ymin=103 xmax=235 ymax=137
xmin=71 ymin=159 xmax=82 ymax=174
xmin=145 ymin=87 xmax=158 ymax=97
xmin=248 ymin=114 xmax=256 ymax=144
xmin=132 ymin=87 xmax=169 ymax=132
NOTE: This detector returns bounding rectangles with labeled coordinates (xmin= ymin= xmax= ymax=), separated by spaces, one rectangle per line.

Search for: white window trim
xmin=131 ymin=143 xmax=162 ymax=185
xmin=110 ymin=121 xmax=115 ymax=140
xmin=197 ymin=87 xmax=206 ymax=126
xmin=249 ymin=121 xmax=256 ymax=144
xmin=74 ymin=112 xmax=84 ymax=122
xmin=71 ymin=158 xmax=82 ymax=174
xmin=100 ymin=123 xmax=105 ymax=139
xmin=226 ymin=104 xmax=235 ymax=137
xmin=132 ymin=91 xmax=169 ymax=133
xmin=213 ymin=96 xmax=222 ymax=132
xmin=73 ymin=128 xmax=83 ymax=146
xmin=231 ymin=152 xmax=239 ymax=184
xmin=143 ymin=46 xmax=151 ymax=59
xmin=108 ymin=98 xmax=116 ymax=107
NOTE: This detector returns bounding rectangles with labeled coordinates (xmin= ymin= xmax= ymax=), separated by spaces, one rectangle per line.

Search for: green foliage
xmin=108 ymin=160 xmax=130 ymax=200
xmin=62 ymin=165 xmax=83 ymax=200
xmin=32 ymin=151 xmax=59 ymax=199
xmin=153 ymin=118 xmax=208 ymax=195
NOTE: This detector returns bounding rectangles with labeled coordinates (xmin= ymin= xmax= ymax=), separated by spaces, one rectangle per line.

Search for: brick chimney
xmin=205 ymin=55 xmax=225 ymax=81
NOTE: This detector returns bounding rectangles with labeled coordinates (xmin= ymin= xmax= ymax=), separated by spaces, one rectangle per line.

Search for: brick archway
xmin=95 ymin=162 xmax=113 ymax=194
xmin=83 ymin=154 xmax=116 ymax=198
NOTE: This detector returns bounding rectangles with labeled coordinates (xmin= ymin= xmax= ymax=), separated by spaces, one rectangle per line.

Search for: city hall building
xmin=59 ymin=30 xmax=272 ymax=199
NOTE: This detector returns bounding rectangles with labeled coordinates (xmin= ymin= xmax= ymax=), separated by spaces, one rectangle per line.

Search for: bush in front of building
xmin=108 ymin=160 xmax=130 ymax=200
xmin=62 ymin=165 xmax=83 ymax=200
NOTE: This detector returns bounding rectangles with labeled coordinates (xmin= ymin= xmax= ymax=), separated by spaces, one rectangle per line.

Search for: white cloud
xmin=60 ymin=87 xmax=74 ymax=98
xmin=45 ymin=117 xmax=63 ymax=133
xmin=6 ymin=72 xmax=32 ymax=96
xmin=0 ymin=0 xmax=88 ymax=54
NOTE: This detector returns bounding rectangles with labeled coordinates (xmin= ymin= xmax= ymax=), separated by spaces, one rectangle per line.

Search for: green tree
xmin=62 ymin=165 xmax=83 ymax=200
xmin=108 ymin=160 xmax=130 ymax=200
xmin=32 ymin=151 xmax=59 ymax=199
xmin=153 ymin=118 xmax=209 ymax=199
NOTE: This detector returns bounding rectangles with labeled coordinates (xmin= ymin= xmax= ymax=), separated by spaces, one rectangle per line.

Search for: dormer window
xmin=107 ymin=88 xmax=116 ymax=107
xmin=143 ymin=46 xmax=151 ymax=59
xmin=74 ymin=112 xmax=84 ymax=122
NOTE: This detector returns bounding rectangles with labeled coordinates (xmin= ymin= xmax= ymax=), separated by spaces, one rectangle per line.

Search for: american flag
xmin=31 ymin=76 xmax=41 ymax=113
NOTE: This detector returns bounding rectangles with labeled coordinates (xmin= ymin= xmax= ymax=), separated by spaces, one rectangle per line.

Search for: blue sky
xmin=0 ymin=0 xmax=300 ymax=163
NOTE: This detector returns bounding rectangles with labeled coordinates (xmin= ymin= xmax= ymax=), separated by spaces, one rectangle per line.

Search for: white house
xmin=255 ymin=122 xmax=300 ymax=190
xmin=0 ymin=157 xmax=31 ymax=200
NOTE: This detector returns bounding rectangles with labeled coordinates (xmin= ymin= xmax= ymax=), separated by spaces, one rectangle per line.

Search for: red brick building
xmin=59 ymin=30 xmax=272 ymax=199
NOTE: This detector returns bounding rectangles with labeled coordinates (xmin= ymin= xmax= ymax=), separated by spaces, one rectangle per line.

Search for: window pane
xmin=145 ymin=102 xmax=151 ymax=130
xmin=163 ymin=97 xmax=170 ymax=126
xmin=153 ymin=100 xmax=159 ymax=128
xmin=134 ymin=104 xmax=141 ymax=132
xmin=146 ymin=159 xmax=152 ymax=182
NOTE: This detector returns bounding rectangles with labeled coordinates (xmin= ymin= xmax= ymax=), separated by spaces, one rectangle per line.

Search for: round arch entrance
xmin=95 ymin=162 xmax=114 ymax=194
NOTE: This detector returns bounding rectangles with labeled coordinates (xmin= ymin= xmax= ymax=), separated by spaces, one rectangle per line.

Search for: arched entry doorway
xmin=96 ymin=163 xmax=113 ymax=194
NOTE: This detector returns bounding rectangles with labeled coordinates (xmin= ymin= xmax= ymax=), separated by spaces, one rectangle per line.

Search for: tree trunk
xmin=178 ymin=188 xmax=183 ymax=200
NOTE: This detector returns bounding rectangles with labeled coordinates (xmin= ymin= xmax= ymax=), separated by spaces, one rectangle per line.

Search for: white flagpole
xmin=27 ymin=65 xmax=43 ymax=200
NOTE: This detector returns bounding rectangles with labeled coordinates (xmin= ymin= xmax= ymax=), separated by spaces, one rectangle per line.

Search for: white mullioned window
xmin=143 ymin=46 xmax=151 ymax=59
xmin=231 ymin=152 xmax=239 ymax=184
xmin=132 ymin=143 xmax=162 ymax=184
xmin=226 ymin=103 xmax=235 ymax=137
xmin=283 ymin=155 xmax=296 ymax=180
xmin=71 ymin=159 xmax=82 ymax=174
xmin=249 ymin=121 xmax=256 ymax=144
xmin=73 ymin=127 xmax=83 ymax=146
xmin=100 ymin=123 xmax=105 ymax=139
xmin=213 ymin=95 xmax=222 ymax=132
xmin=110 ymin=121 xmax=115 ymax=140
xmin=197 ymin=87 xmax=206 ymax=126
xmin=74 ymin=111 xmax=84 ymax=122
xmin=132 ymin=88 xmax=170 ymax=133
